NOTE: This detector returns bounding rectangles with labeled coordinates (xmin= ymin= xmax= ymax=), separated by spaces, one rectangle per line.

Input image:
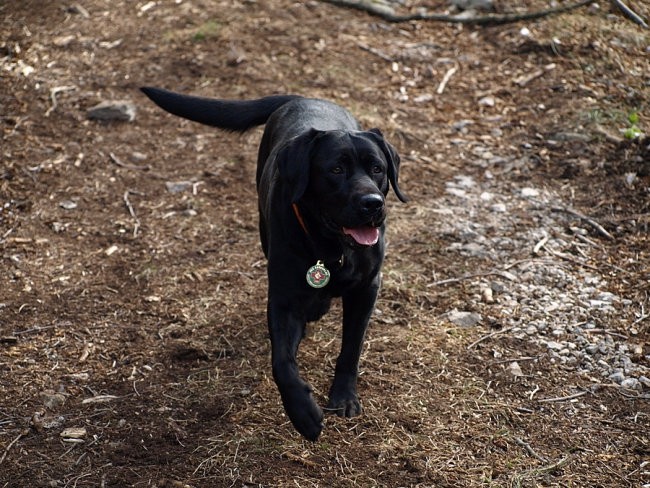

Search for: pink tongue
xmin=343 ymin=226 xmax=380 ymax=246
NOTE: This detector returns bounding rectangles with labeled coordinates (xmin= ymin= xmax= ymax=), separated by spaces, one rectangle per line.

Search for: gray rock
xmin=87 ymin=100 xmax=136 ymax=122
xmin=40 ymin=390 xmax=66 ymax=409
xmin=608 ymin=371 xmax=625 ymax=384
xmin=165 ymin=181 xmax=194 ymax=194
xmin=451 ymin=0 xmax=494 ymax=11
xmin=620 ymin=378 xmax=641 ymax=390
xmin=447 ymin=310 xmax=482 ymax=327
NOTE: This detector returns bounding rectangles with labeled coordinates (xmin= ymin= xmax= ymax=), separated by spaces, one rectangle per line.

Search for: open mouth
xmin=342 ymin=225 xmax=380 ymax=246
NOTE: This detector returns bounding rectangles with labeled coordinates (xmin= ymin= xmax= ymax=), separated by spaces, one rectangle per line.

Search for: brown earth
xmin=1 ymin=1 xmax=649 ymax=487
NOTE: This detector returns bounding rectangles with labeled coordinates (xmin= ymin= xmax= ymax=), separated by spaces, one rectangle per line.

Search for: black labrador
xmin=141 ymin=87 xmax=407 ymax=440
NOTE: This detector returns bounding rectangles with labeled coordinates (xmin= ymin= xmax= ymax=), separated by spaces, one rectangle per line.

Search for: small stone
xmin=87 ymin=100 xmax=136 ymax=122
xmin=165 ymin=181 xmax=194 ymax=193
xmin=520 ymin=187 xmax=540 ymax=198
xmin=608 ymin=371 xmax=625 ymax=384
xmin=451 ymin=0 xmax=494 ymax=11
xmin=478 ymin=96 xmax=495 ymax=107
xmin=41 ymin=390 xmax=66 ymax=409
xmin=413 ymin=94 xmax=434 ymax=104
xmin=130 ymin=151 xmax=148 ymax=162
xmin=60 ymin=427 xmax=87 ymax=442
xmin=508 ymin=361 xmax=524 ymax=377
xmin=490 ymin=203 xmax=507 ymax=213
xmin=59 ymin=200 xmax=78 ymax=210
xmin=620 ymin=378 xmax=641 ymax=390
xmin=481 ymin=287 xmax=494 ymax=303
xmin=546 ymin=341 xmax=563 ymax=351
xmin=447 ymin=310 xmax=482 ymax=327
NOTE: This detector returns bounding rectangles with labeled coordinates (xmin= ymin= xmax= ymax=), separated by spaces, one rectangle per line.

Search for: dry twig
xmin=514 ymin=437 xmax=548 ymax=462
xmin=551 ymin=206 xmax=614 ymax=240
xmin=0 ymin=429 xmax=29 ymax=465
xmin=45 ymin=85 xmax=76 ymax=117
xmin=510 ymin=455 xmax=572 ymax=488
xmin=467 ymin=327 xmax=514 ymax=349
xmin=429 ymin=270 xmax=517 ymax=287
xmin=611 ymin=0 xmax=649 ymax=28
xmin=109 ymin=152 xmax=150 ymax=171
xmin=123 ymin=190 xmax=143 ymax=237
xmin=437 ymin=64 xmax=458 ymax=94
xmin=537 ymin=390 xmax=588 ymax=403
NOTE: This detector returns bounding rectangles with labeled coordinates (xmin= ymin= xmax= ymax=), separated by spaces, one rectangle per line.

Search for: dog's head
xmin=277 ymin=128 xmax=407 ymax=247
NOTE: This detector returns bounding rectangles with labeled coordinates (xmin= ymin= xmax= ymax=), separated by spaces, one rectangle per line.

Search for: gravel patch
xmin=432 ymin=154 xmax=648 ymax=389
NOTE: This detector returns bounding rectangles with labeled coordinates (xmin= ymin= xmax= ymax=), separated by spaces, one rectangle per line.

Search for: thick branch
xmin=321 ymin=0 xmax=597 ymax=25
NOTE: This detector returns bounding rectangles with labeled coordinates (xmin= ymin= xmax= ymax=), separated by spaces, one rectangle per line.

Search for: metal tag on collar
xmin=306 ymin=260 xmax=330 ymax=288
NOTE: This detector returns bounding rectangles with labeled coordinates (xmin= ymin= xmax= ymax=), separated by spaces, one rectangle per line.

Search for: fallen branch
xmin=321 ymin=0 xmax=596 ymax=25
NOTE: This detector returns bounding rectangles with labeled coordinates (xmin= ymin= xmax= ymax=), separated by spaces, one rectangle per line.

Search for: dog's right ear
xmin=275 ymin=129 xmax=320 ymax=203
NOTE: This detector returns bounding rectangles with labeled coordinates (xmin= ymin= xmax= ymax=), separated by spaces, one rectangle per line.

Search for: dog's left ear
xmin=276 ymin=128 xmax=320 ymax=203
xmin=368 ymin=128 xmax=408 ymax=203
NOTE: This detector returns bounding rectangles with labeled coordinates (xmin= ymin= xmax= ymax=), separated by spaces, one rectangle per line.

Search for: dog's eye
xmin=372 ymin=165 xmax=384 ymax=174
xmin=331 ymin=165 xmax=344 ymax=175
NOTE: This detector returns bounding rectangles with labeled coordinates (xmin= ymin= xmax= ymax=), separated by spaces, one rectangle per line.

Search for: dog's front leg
xmin=267 ymin=298 xmax=324 ymax=441
xmin=327 ymin=277 xmax=380 ymax=417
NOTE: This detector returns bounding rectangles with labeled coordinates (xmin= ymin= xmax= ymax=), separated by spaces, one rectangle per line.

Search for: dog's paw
xmin=282 ymin=387 xmax=324 ymax=441
xmin=326 ymin=391 xmax=362 ymax=418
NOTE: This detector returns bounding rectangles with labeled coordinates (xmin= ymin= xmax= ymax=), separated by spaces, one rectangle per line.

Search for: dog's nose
xmin=360 ymin=194 xmax=384 ymax=215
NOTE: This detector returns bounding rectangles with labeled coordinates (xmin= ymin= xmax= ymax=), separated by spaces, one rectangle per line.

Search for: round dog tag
xmin=306 ymin=260 xmax=330 ymax=288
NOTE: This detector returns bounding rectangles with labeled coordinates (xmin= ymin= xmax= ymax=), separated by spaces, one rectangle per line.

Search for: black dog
xmin=141 ymin=87 xmax=407 ymax=440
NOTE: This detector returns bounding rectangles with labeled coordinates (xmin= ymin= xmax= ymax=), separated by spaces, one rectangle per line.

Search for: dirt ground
xmin=1 ymin=0 xmax=649 ymax=486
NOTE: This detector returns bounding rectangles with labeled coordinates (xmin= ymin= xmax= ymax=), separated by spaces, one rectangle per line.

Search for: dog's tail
xmin=140 ymin=87 xmax=300 ymax=132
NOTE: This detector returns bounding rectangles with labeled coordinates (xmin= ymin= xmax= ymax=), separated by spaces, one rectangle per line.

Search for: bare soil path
xmin=1 ymin=1 xmax=649 ymax=486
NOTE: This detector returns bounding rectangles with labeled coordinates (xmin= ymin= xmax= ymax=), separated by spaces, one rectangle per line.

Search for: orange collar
xmin=292 ymin=203 xmax=309 ymax=236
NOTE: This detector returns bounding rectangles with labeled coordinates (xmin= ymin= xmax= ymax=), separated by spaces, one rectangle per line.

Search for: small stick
xmin=429 ymin=270 xmax=516 ymax=287
xmin=0 ymin=429 xmax=29 ymax=464
xmin=511 ymin=455 xmax=572 ymax=487
xmin=123 ymin=190 xmax=142 ymax=238
xmin=356 ymin=42 xmax=394 ymax=62
xmin=109 ymin=152 xmax=150 ymax=171
xmin=582 ymin=328 xmax=628 ymax=339
xmin=611 ymin=0 xmax=648 ymax=28
xmin=551 ymin=206 xmax=614 ymax=240
xmin=45 ymin=85 xmax=76 ymax=117
xmin=533 ymin=235 xmax=550 ymax=254
xmin=514 ymin=437 xmax=548 ymax=462
xmin=538 ymin=390 xmax=588 ymax=403
xmin=436 ymin=65 xmax=458 ymax=94
xmin=546 ymin=248 xmax=602 ymax=272
xmin=467 ymin=327 xmax=514 ymax=349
